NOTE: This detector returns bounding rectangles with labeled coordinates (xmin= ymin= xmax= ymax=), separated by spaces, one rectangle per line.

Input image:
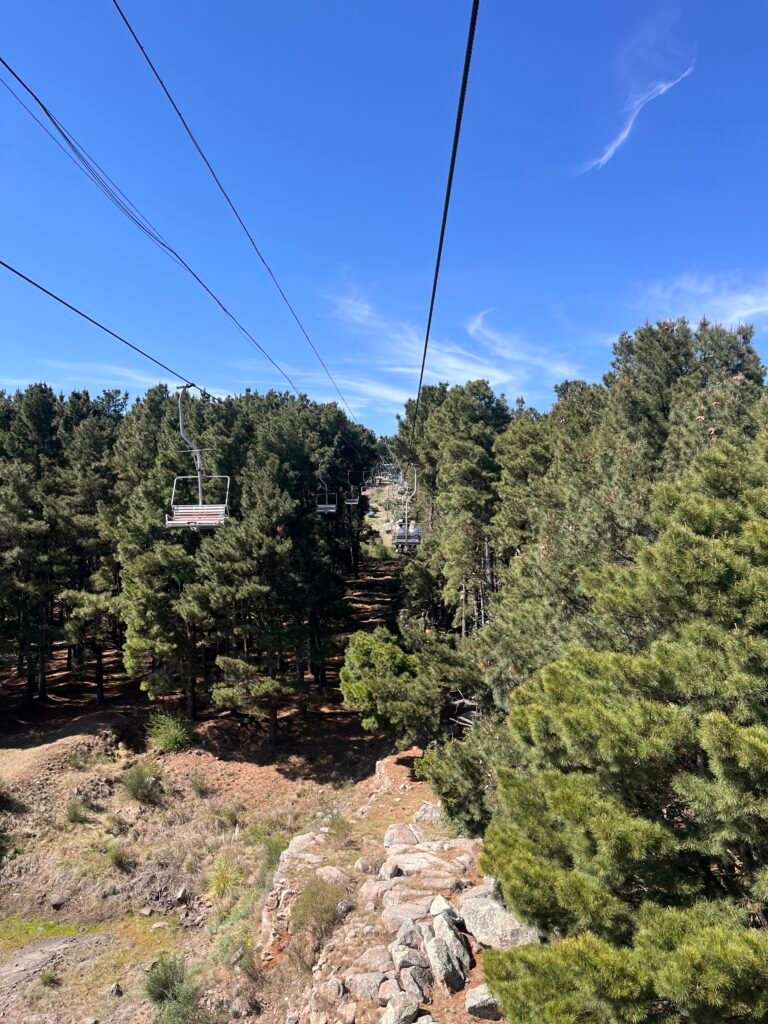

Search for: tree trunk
xmin=460 ymin=579 xmax=467 ymax=640
xmin=95 ymin=645 xmax=105 ymax=706
xmin=26 ymin=656 xmax=36 ymax=705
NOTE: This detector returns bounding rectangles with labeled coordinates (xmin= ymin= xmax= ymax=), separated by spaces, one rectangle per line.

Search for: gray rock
xmin=465 ymin=983 xmax=501 ymax=1020
xmin=379 ymin=851 xmax=453 ymax=878
xmin=401 ymin=966 xmax=433 ymax=1001
xmin=337 ymin=1002 xmax=357 ymax=1024
xmin=317 ymin=865 xmax=347 ymax=885
xmin=350 ymin=945 xmax=394 ymax=974
xmin=378 ymin=978 xmax=402 ymax=1006
xmin=458 ymin=891 xmax=539 ymax=951
xmin=384 ymin=824 xmax=428 ymax=848
xmin=109 ymin=982 xmax=123 ymax=997
xmin=390 ymin=944 xmax=429 ymax=971
xmin=430 ymin=895 xmax=460 ymax=922
xmin=319 ymin=976 xmax=345 ymax=1001
xmin=339 ymin=999 xmax=358 ymax=1024
xmin=413 ymin=801 xmax=441 ymax=824
xmin=415 ymin=1017 xmax=435 ymax=1024
xmin=424 ymin=937 xmax=464 ymax=993
xmin=396 ymin=920 xmax=422 ymax=949
xmin=345 ymin=972 xmax=386 ymax=1001
xmin=354 ymin=857 xmax=376 ymax=875
xmin=49 ymin=893 xmax=67 ymax=910
xmin=433 ymin=912 xmax=471 ymax=972
xmin=380 ymin=992 xmax=421 ymax=1024
xmin=416 ymin=922 xmax=434 ymax=945
xmin=175 ymin=885 xmax=189 ymax=904
xmin=380 ymin=859 xmax=404 ymax=880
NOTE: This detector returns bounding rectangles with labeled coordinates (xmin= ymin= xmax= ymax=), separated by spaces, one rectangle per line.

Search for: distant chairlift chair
xmin=345 ymin=471 xmax=360 ymax=506
xmin=316 ymin=477 xmax=338 ymax=515
xmin=165 ymin=385 xmax=230 ymax=530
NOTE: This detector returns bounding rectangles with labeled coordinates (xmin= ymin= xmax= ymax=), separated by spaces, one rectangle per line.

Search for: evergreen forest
xmin=5 ymin=315 xmax=768 ymax=1021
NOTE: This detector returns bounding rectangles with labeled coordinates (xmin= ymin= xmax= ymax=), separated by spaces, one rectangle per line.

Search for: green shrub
xmin=65 ymin=797 xmax=89 ymax=824
xmin=261 ymin=835 xmax=288 ymax=871
xmin=106 ymin=842 xmax=133 ymax=872
xmin=205 ymin=853 xmax=244 ymax=903
xmin=189 ymin=770 xmax=212 ymax=798
xmin=326 ymin=813 xmax=354 ymax=848
xmin=145 ymin=953 xmax=188 ymax=1004
xmin=291 ymin=878 xmax=345 ymax=942
xmin=147 ymin=711 xmax=196 ymax=753
xmin=154 ymin=981 xmax=213 ymax=1024
xmin=215 ymin=804 xmax=240 ymax=829
xmin=122 ymin=761 xmax=164 ymax=804
xmin=40 ymin=968 xmax=59 ymax=987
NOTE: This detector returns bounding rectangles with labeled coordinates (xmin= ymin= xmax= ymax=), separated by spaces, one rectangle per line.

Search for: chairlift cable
xmin=0 ymin=257 xmax=206 ymax=392
xmin=110 ymin=0 xmax=358 ymax=423
xmin=410 ymin=0 xmax=480 ymax=443
xmin=0 ymin=57 xmax=300 ymax=396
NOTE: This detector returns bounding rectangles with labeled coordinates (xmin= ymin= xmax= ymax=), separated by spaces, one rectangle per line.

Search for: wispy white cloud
xmin=582 ymin=62 xmax=694 ymax=172
xmin=333 ymin=293 xmax=582 ymax=406
xmin=37 ymin=359 xmax=177 ymax=390
xmin=640 ymin=271 xmax=768 ymax=328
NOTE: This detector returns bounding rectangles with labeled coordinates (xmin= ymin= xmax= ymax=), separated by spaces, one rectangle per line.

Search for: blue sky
xmin=2 ymin=0 xmax=768 ymax=434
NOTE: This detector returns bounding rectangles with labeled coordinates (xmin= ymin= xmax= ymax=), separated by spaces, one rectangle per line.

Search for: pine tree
xmin=482 ymin=425 xmax=768 ymax=1023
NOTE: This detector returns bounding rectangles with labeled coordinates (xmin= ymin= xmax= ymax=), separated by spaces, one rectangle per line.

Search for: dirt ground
xmin=0 ymin=557 xmax=434 ymax=1024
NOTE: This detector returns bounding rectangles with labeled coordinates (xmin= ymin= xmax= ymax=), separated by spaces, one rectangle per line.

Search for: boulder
xmin=350 ymin=945 xmax=394 ymax=974
xmin=429 ymin=895 xmax=458 ymax=920
xmin=345 ymin=973 xmax=386 ymax=1001
xmin=378 ymin=979 xmax=402 ymax=1006
xmin=433 ymin=912 xmax=471 ymax=972
xmin=465 ymin=983 xmax=501 ymax=1020
xmin=390 ymin=944 xmax=429 ymax=971
xmin=384 ymin=824 xmax=428 ymax=848
xmin=360 ymin=879 xmax=397 ymax=904
xmin=317 ymin=866 xmax=348 ymax=886
xmin=381 ymin=888 xmax=435 ymax=929
xmin=380 ymin=992 xmax=421 ymax=1024
xmin=413 ymin=801 xmax=441 ymax=824
xmin=379 ymin=852 xmax=453 ymax=879
xmin=395 ymin=920 xmax=422 ymax=949
xmin=337 ymin=1002 xmax=357 ymax=1024
xmin=424 ymin=937 xmax=464 ymax=993
xmin=416 ymin=923 xmax=434 ymax=945
xmin=401 ymin=966 xmax=433 ymax=1001
xmin=458 ymin=890 xmax=539 ymax=951
xmin=354 ymin=857 xmax=376 ymax=875
xmin=49 ymin=893 xmax=67 ymax=910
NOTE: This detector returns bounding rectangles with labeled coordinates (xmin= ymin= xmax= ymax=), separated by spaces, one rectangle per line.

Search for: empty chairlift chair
xmin=345 ymin=471 xmax=360 ymax=507
xmin=165 ymin=385 xmax=230 ymax=530
xmin=316 ymin=477 xmax=337 ymax=515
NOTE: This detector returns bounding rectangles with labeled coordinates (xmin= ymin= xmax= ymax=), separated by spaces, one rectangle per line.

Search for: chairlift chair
xmin=316 ymin=476 xmax=337 ymax=515
xmin=344 ymin=471 xmax=360 ymax=506
xmin=166 ymin=386 xmax=230 ymax=530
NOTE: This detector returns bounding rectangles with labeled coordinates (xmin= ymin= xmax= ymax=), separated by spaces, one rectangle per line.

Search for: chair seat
xmin=166 ymin=504 xmax=227 ymax=528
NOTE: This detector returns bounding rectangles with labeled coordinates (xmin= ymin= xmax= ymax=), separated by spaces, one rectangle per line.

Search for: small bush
xmin=147 ymin=711 xmax=196 ymax=753
xmin=189 ymin=770 xmax=212 ymax=798
xmin=122 ymin=761 xmax=164 ymax=804
xmin=65 ymin=797 xmax=89 ymax=824
xmin=205 ymin=853 xmax=244 ymax=903
xmin=0 ymin=827 xmax=9 ymax=863
xmin=262 ymin=835 xmax=289 ymax=871
xmin=145 ymin=953 xmax=188 ymax=1005
xmin=290 ymin=878 xmax=345 ymax=942
xmin=215 ymin=804 xmax=241 ymax=829
xmin=40 ymin=968 xmax=59 ymax=987
xmin=326 ymin=813 xmax=355 ymax=848
xmin=106 ymin=842 xmax=133 ymax=872
xmin=155 ymin=980 xmax=213 ymax=1024
xmin=65 ymin=748 xmax=91 ymax=770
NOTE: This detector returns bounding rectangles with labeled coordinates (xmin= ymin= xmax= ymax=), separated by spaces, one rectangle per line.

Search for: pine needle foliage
xmin=482 ymin=428 xmax=768 ymax=1022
